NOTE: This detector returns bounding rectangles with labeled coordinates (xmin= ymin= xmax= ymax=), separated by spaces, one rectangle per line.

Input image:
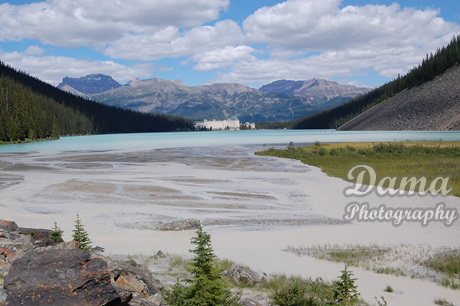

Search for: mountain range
xmin=58 ymin=75 xmax=369 ymax=122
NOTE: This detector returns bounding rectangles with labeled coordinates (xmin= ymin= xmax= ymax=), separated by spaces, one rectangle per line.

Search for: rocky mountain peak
xmin=58 ymin=74 xmax=121 ymax=95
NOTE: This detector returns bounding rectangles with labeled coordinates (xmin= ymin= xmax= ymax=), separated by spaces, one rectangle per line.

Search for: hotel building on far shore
xmin=194 ymin=119 xmax=256 ymax=130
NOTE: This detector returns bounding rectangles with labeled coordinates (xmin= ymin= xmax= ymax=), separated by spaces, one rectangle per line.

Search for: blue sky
xmin=0 ymin=0 xmax=459 ymax=88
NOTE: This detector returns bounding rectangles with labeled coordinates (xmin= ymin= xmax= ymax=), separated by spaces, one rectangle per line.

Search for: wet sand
xmin=1 ymin=146 xmax=460 ymax=305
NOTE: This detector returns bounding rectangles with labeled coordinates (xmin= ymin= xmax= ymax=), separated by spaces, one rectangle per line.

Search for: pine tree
xmin=50 ymin=221 xmax=64 ymax=243
xmin=163 ymin=226 xmax=239 ymax=305
xmin=333 ymin=265 xmax=360 ymax=305
xmin=72 ymin=214 xmax=92 ymax=251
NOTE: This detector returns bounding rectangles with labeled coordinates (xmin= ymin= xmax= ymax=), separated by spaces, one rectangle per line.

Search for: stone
xmin=36 ymin=241 xmax=79 ymax=252
xmin=4 ymin=249 xmax=125 ymax=305
xmin=0 ymin=248 xmax=12 ymax=260
xmin=115 ymin=273 xmax=147 ymax=294
xmin=0 ymin=287 xmax=6 ymax=306
xmin=94 ymin=255 xmax=162 ymax=296
xmin=239 ymin=298 xmax=263 ymax=306
xmin=92 ymin=246 xmax=105 ymax=253
xmin=225 ymin=266 xmax=265 ymax=286
xmin=0 ymin=220 xmax=18 ymax=232
xmin=112 ymin=263 xmax=161 ymax=295
xmin=129 ymin=293 xmax=162 ymax=306
xmin=157 ymin=219 xmax=201 ymax=231
xmin=0 ymin=234 xmax=34 ymax=255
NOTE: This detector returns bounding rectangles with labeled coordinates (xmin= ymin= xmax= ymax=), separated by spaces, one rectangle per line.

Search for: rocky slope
xmin=338 ymin=64 xmax=460 ymax=131
xmin=259 ymin=79 xmax=369 ymax=104
xmin=58 ymin=74 xmax=121 ymax=95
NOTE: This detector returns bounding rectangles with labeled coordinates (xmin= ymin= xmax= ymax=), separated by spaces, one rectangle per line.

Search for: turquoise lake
xmin=2 ymin=130 xmax=460 ymax=153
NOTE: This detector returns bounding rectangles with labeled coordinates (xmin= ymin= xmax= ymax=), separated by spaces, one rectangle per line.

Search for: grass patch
xmin=260 ymin=274 xmax=368 ymax=306
xmin=423 ymin=250 xmax=460 ymax=277
xmin=169 ymin=254 xmax=189 ymax=269
xmin=383 ymin=285 xmax=393 ymax=293
xmin=256 ymin=141 xmax=460 ymax=197
xmin=260 ymin=275 xmax=336 ymax=305
xmin=215 ymin=258 xmax=237 ymax=272
xmin=287 ymin=244 xmax=389 ymax=267
xmin=127 ymin=257 xmax=138 ymax=267
xmin=374 ymin=267 xmax=407 ymax=277
xmin=434 ymin=298 xmax=455 ymax=306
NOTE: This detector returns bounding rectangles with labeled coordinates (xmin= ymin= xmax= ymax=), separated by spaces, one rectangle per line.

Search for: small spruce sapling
xmin=72 ymin=213 xmax=92 ymax=251
xmin=163 ymin=225 xmax=239 ymax=305
xmin=333 ymin=264 xmax=360 ymax=305
xmin=50 ymin=221 xmax=64 ymax=243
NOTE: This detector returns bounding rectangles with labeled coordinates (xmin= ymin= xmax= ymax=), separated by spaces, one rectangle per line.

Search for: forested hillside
xmin=0 ymin=61 xmax=192 ymax=143
xmin=293 ymin=35 xmax=460 ymax=129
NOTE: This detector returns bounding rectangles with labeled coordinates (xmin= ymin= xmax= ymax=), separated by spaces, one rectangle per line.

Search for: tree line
xmin=0 ymin=61 xmax=193 ymax=143
xmin=292 ymin=35 xmax=460 ymax=129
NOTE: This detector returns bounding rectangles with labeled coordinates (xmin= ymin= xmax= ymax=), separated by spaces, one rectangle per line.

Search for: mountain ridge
xmin=65 ymin=76 xmax=368 ymax=122
xmin=259 ymin=78 xmax=369 ymax=102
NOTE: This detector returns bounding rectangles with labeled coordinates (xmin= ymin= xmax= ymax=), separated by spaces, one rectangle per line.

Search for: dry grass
xmin=286 ymin=243 xmax=460 ymax=289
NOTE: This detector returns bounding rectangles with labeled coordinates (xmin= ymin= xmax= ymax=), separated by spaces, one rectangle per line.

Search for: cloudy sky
xmin=0 ymin=0 xmax=459 ymax=88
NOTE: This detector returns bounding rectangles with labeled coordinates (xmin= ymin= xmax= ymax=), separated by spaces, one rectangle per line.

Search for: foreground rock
xmin=4 ymin=249 xmax=124 ymax=305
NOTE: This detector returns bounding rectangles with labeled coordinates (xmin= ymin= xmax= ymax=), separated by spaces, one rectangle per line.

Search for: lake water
xmin=2 ymin=129 xmax=460 ymax=153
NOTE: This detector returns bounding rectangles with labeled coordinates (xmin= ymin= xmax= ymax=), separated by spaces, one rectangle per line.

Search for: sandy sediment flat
xmin=1 ymin=145 xmax=460 ymax=304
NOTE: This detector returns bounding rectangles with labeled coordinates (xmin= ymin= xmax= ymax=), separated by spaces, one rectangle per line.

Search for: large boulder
xmin=225 ymin=266 xmax=265 ymax=286
xmin=4 ymin=249 xmax=126 ymax=305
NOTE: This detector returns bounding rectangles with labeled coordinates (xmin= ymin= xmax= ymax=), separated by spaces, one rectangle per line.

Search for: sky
xmin=0 ymin=0 xmax=459 ymax=89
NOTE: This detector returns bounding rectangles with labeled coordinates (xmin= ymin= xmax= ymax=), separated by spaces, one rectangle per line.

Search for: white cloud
xmin=1 ymin=0 xmax=459 ymax=88
xmin=103 ymin=20 xmax=244 ymax=60
xmin=243 ymin=0 xmax=459 ymax=51
xmin=192 ymin=45 xmax=256 ymax=70
xmin=0 ymin=0 xmax=229 ymax=47
xmin=24 ymin=45 xmax=44 ymax=55
xmin=0 ymin=50 xmax=156 ymax=85
xmin=212 ymin=42 xmax=445 ymax=86
xmin=209 ymin=0 xmax=460 ymax=85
